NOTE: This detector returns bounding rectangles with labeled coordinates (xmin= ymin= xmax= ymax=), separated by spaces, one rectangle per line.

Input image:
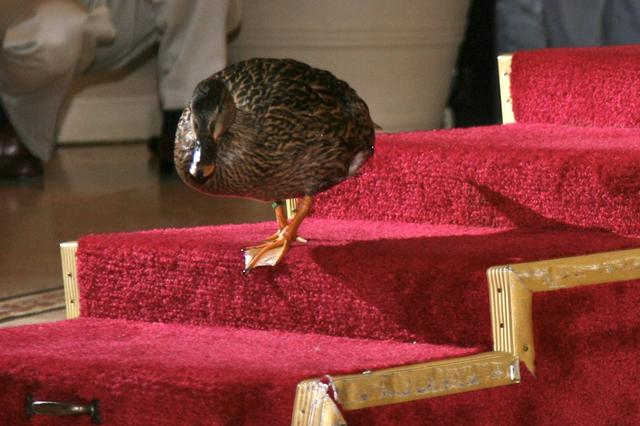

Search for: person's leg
xmin=0 ymin=104 xmax=42 ymax=177
xmin=603 ymin=0 xmax=640 ymax=45
xmin=543 ymin=0 xmax=607 ymax=47
xmin=86 ymin=0 xmax=171 ymax=170
xmin=88 ymin=0 xmax=158 ymax=73
xmin=156 ymin=0 xmax=234 ymax=110
xmin=0 ymin=0 xmax=91 ymax=176
xmin=88 ymin=0 xmax=238 ymax=172
xmin=496 ymin=0 xmax=547 ymax=53
xmin=153 ymin=0 xmax=238 ymax=171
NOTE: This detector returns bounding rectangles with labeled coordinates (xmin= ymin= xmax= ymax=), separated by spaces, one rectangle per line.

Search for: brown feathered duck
xmin=174 ymin=58 xmax=375 ymax=272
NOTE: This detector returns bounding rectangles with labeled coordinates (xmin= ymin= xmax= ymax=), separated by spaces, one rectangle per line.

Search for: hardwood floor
xmin=0 ymin=142 xmax=273 ymax=316
xmin=0 ymin=289 xmax=66 ymax=328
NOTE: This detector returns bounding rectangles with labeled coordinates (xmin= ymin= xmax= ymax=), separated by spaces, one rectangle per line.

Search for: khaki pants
xmin=0 ymin=0 xmax=240 ymax=160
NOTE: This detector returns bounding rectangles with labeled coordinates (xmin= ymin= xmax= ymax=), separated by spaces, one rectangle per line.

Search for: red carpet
xmin=66 ymin=121 xmax=640 ymax=424
xmin=314 ymin=125 xmax=640 ymax=235
xmin=346 ymin=278 xmax=640 ymax=425
xmin=510 ymin=45 xmax=640 ymax=127
xmin=78 ymin=221 xmax=640 ymax=349
xmin=0 ymin=318 xmax=481 ymax=425
xmin=3 ymin=45 xmax=640 ymax=424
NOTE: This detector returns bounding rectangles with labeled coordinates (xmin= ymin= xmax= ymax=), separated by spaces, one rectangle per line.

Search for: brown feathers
xmin=174 ymin=58 xmax=375 ymax=201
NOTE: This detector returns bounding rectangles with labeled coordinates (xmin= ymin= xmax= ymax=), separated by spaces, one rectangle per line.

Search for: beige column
xmin=229 ymin=0 xmax=470 ymax=131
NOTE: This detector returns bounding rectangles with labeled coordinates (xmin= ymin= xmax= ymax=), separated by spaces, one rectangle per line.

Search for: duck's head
xmin=187 ymin=78 xmax=236 ymax=182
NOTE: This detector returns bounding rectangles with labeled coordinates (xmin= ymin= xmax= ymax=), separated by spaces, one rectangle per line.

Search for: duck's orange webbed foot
xmin=242 ymin=227 xmax=298 ymax=272
xmin=242 ymin=196 xmax=313 ymax=273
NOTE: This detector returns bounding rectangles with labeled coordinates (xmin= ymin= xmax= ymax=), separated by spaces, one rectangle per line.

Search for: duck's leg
xmin=242 ymin=196 xmax=313 ymax=273
xmin=263 ymin=200 xmax=308 ymax=243
xmin=262 ymin=200 xmax=289 ymax=242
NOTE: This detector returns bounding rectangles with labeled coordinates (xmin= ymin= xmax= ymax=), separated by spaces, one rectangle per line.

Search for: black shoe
xmin=150 ymin=109 xmax=182 ymax=174
xmin=0 ymin=127 xmax=43 ymax=178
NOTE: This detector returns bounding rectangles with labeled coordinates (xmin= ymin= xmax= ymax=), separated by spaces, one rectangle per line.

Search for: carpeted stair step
xmin=314 ymin=124 xmax=640 ymax=235
xmin=5 ymin=45 xmax=640 ymax=425
xmin=345 ymin=277 xmax=640 ymax=424
xmin=0 ymin=317 xmax=481 ymax=425
xmin=510 ymin=45 xmax=640 ymax=128
xmin=77 ymin=220 xmax=640 ymax=348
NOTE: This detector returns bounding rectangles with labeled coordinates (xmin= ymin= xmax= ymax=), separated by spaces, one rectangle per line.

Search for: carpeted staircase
xmin=2 ymin=45 xmax=640 ymax=425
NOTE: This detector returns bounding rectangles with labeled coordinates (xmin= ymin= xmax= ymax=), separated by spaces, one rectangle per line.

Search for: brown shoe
xmin=0 ymin=127 xmax=43 ymax=178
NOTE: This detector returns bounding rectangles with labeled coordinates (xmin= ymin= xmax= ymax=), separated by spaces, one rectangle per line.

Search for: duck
xmin=174 ymin=58 xmax=375 ymax=272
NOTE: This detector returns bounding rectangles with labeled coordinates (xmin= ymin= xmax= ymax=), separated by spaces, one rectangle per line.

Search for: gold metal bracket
xmin=293 ymin=247 xmax=640 ymax=424
xmin=498 ymin=54 xmax=515 ymax=124
xmin=291 ymin=380 xmax=347 ymax=426
xmin=60 ymin=242 xmax=80 ymax=319
xmin=291 ymin=351 xmax=518 ymax=425
xmin=488 ymin=248 xmax=640 ymax=374
xmin=336 ymin=351 xmax=517 ymax=410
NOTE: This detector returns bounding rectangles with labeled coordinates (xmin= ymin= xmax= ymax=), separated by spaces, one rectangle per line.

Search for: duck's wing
xmin=213 ymin=59 xmax=367 ymax=124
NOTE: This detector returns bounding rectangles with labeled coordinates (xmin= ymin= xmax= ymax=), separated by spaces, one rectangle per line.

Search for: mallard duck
xmin=174 ymin=58 xmax=375 ymax=272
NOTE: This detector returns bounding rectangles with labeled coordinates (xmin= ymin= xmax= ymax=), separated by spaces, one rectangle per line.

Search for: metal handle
xmin=26 ymin=394 xmax=102 ymax=424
